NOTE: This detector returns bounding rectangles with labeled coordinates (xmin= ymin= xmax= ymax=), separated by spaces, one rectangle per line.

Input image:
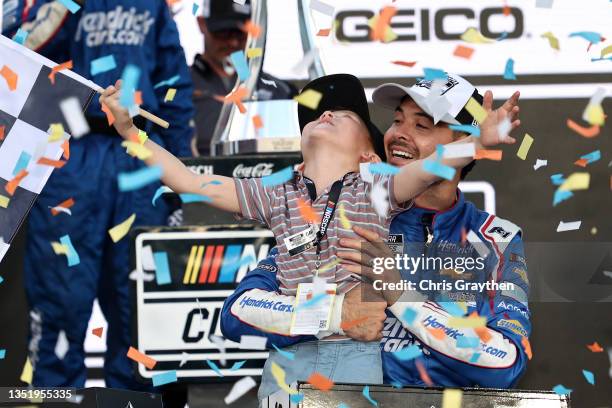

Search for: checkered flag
xmin=0 ymin=35 xmax=96 ymax=263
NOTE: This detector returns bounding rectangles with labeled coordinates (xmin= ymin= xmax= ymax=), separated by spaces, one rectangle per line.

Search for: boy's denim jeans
xmin=258 ymin=339 xmax=383 ymax=402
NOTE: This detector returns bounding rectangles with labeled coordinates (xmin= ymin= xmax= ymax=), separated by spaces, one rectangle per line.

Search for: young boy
xmin=100 ymin=73 xmax=515 ymax=394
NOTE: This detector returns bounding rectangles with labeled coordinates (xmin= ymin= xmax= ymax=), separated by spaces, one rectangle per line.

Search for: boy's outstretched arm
xmin=393 ymin=90 xmax=521 ymax=204
xmin=99 ymin=81 xmax=240 ymax=213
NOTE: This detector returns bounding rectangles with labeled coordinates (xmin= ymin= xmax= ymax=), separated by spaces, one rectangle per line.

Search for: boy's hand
xmin=99 ymin=80 xmax=135 ymax=138
xmin=479 ymin=90 xmax=521 ymax=147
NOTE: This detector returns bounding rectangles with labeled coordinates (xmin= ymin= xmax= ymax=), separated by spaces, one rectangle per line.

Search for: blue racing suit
xmin=3 ymin=0 xmax=193 ymax=389
xmin=220 ymin=190 xmax=531 ymax=388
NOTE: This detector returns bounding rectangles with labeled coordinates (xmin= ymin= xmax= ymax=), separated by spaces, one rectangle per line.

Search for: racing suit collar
xmin=408 ymin=189 xmax=466 ymax=235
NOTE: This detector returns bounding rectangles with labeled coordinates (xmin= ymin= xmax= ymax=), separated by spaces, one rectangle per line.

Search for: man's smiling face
xmin=383 ymin=97 xmax=456 ymax=167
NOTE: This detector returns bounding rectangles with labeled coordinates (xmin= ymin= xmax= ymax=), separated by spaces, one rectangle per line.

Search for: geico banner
xmin=132 ymin=228 xmax=275 ymax=380
xmin=303 ymin=0 xmax=611 ymax=78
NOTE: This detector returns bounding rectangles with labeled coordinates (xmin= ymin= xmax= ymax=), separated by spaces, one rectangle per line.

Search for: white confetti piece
xmin=239 ymin=335 xmax=267 ymax=350
xmin=291 ymin=48 xmax=318 ymax=76
xmin=261 ymin=78 xmax=277 ymax=88
xmin=442 ymin=143 xmax=476 ymax=159
xmin=556 ymin=220 xmax=581 ymax=232
xmin=224 ymin=376 xmax=257 ymax=404
xmin=179 ymin=351 xmax=190 ymax=367
xmin=310 ymin=0 xmax=334 ymax=16
xmin=128 ymin=269 xmax=155 ymax=282
xmin=55 ymin=330 xmax=69 ymax=360
xmin=48 ymin=206 xmax=72 ymax=216
xmin=535 ymin=0 xmax=554 ymax=8
xmin=140 ymin=245 xmax=156 ymax=271
xmin=359 ymin=162 xmax=374 ymax=183
xmin=533 ymin=159 xmax=548 ymax=170
xmin=371 ymin=182 xmax=389 ymax=218
xmin=60 ymin=97 xmax=89 ymax=138
xmin=497 ymin=117 xmax=512 ymax=142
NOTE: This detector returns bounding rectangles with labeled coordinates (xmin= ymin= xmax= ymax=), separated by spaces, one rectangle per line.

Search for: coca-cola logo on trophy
xmin=233 ymin=163 xmax=275 ymax=178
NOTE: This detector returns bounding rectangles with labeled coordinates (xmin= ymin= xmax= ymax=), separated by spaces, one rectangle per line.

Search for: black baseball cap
xmin=204 ymin=0 xmax=251 ymax=32
xmin=298 ymin=74 xmax=386 ymax=161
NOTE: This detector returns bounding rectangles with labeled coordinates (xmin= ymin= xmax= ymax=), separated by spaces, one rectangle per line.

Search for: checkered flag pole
xmin=0 ymin=34 xmax=98 ymax=263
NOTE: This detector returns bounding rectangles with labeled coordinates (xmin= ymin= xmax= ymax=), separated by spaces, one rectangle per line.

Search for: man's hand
xmin=338 ymin=225 xmax=404 ymax=305
xmin=340 ymin=284 xmax=387 ymax=342
xmin=479 ymin=90 xmax=521 ymax=147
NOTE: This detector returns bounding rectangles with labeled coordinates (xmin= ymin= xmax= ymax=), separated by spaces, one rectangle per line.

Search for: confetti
xmin=401 ymin=307 xmax=418 ymax=325
xmin=152 ymin=186 xmax=173 ymax=206
xmin=154 ymin=75 xmax=180 ymax=89
xmin=533 ymin=159 xmax=547 ymax=170
xmin=239 ymin=335 xmax=267 ymax=350
xmin=51 ymin=198 xmax=74 ymax=216
xmin=0 ymin=125 xmax=5 ymax=140
xmin=474 ymin=149 xmax=502 ymax=161
xmin=230 ymin=360 xmax=246 ymax=370
xmin=423 ymin=160 xmax=456 ymax=180
xmin=127 ymin=346 xmax=157 ymax=369
xmin=475 ymin=326 xmax=493 ymax=343
xmin=340 ymin=316 xmax=368 ymax=331
xmin=179 ymin=193 xmax=212 ymax=203
xmin=54 ymin=330 xmax=69 ymax=360
xmin=90 ymin=55 xmax=117 ymax=76
xmin=569 ymin=31 xmax=604 ymax=44
xmin=262 ymin=166 xmax=293 ymax=187
xmin=108 ymin=214 xmax=136 ymax=242
xmin=37 ymin=157 xmax=66 ymax=168
xmin=448 ymin=315 xmax=486 ymax=328
xmin=292 ymin=48 xmax=318 ymax=75
xmin=60 ymin=97 xmax=90 ymax=138
xmin=294 ymin=89 xmax=323 ymax=110
xmin=141 ymin=245 xmax=157 ymax=271
xmin=51 ymin=242 xmax=69 ymax=255
xmin=121 ymin=141 xmax=152 ymax=160
xmin=553 ymin=189 xmax=573 ymax=206
xmin=338 ymin=203 xmax=351 ymax=229
xmin=552 ymin=384 xmax=572 ymax=396
xmin=557 ymin=220 xmax=581 ymax=232
xmin=416 ymin=359 xmax=433 ymax=386
xmin=362 ymin=385 xmax=378 ymax=407
xmin=457 ymin=336 xmax=480 ymax=348
xmin=453 ymin=45 xmax=474 ymax=59
xmin=521 ymin=336 xmax=532 ymax=360
xmin=310 ymin=0 xmax=334 ymax=16
xmin=580 ymin=150 xmax=601 ymax=165
xmin=0 ymin=349 xmax=5 ymax=359
xmin=442 ymin=388 xmax=463 ymax=408
xmin=503 ymin=58 xmax=517 ymax=80
xmin=464 ymin=97 xmax=488 ymax=123
xmin=179 ymin=352 xmax=190 ymax=367
xmin=20 ymin=357 xmax=33 ymax=384
xmin=449 ymin=124 xmax=480 ymax=137
xmin=241 ymin=20 xmax=262 ymax=38
xmin=0 ymin=195 xmax=9 ymax=208
xmin=297 ymin=198 xmax=319 ymax=224
xmin=153 ymin=251 xmax=171 ymax=285
xmin=290 ymin=394 xmax=304 ymax=403
xmin=391 ymin=60 xmax=417 ymax=68
xmin=536 ymin=0 xmax=554 ymax=8
xmin=271 ymin=362 xmax=298 ymax=395
xmin=252 ymin=115 xmax=263 ymax=130
xmin=558 ymin=172 xmax=589 ymax=191
xmin=469 ymin=353 xmax=481 ymax=363
xmin=393 ymin=344 xmax=422 ymax=361
xmin=57 ymin=0 xmax=81 ymax=13
xmin=442 ymin=143 xmax=475 ymax=159
xmin=246 ymin=47 xmax=263 ymax=59
xmin=586 ymin=342 xmax=604 ymax=352
xmin=118 ymin=166 xmax=163 ymax=191
xmin=1 ymin=65 xmax=18 ymax=91
xmin=13 ymin=151 xmax=31 ymax=176
xmin=428 ymin=327 xmax=446 ymax=340
xmin=317 ymin=28 xmax=331 ymax=36
xmin=13 ymin=28 xmax=29 ymax=45
xmin=423 ymin=68 xmax=446 ymax=81
xmin=371 ymin=182 xmax=389 ymax=218
xmin=152 ymin=371 xmax=177 ymax=387
xmin=582 ymin=369 xmax=595 ymax=385
xmin=370 ymin=6 xmax=397 ymax=42
xmin=119 ymin=64 xmax=141 ymax=108
xmin=60 ymin=234 xmax=80 ymax=266
xmin=164 ymin=88 xmax=177 ymax=102
xmin=46 ymin=60 xmax=74 ymax=86
xmin=369 ymin=162 xmax=400 ymax=175
xmin=307 ymin=372 xmax=334 ymax=391
xmin=92 ymin=327 xmax=103 ymax=338
xmin=205 ymin=360 xmax=224 ymax=377
xmin=516 ymin=133 xmax=534 ymax=160
xmin=224 ymin=376 xmax=257 ymax=404
xmin=224 ymin=85 xmax=248 ymax=113
xmin=541 ymin=32 xmax=560 ymax=50
xmin=566 ymin=119 xmax=599 ymax=138
xmin=461 ymin=27 xmax=493 ymax=44
xmin=230 ymin=50 xmax=250 ymax=81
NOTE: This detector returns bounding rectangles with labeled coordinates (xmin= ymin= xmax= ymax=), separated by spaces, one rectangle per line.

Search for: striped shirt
xmin=234 ymin=172 xmax=411 ymax=296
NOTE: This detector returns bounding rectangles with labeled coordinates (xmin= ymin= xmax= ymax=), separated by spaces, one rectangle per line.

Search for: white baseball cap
xmin=372 ymin=73 xmax=483 ymax=126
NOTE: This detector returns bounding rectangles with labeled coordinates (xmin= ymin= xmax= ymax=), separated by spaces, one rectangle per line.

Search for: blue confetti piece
xmin=582 ymin=369 xmax=595 ymax=385
xmin=553 ymin=189 xmax=573 ymax=206
xmin=393 ymin=344 xmax=422 ymax=361
xmin=580 ymin=150 xmax=600 ymax=164
xmin=390 ymin=381 xmax=403 ymax=389
xmin=272 ymin=344 xmax=296 ymax=361
xmin=503 ymin=58 xmax=517 ymax=80
xmin=550 ymin=173 xmax=565 ymax=186
xmin=90 ymin=55 xmax=117 ymax=76
xmin=569 ymin=31 xmax=603 ymax=44
xmin=262 ymin=166 xmax=293 ymax=187
xmin=369 ymin=162 xmax=400 ymax=175
xmin=152 ymin=370 xmax=177 ymax=387
xmin=296 ymin=292 xmax=328 ymax=310
xmin=180 ymin=193 xmax=213 ymax=203
xmin=154 ymin=75 xmax=181 ymax=89
xmin=448 ymin=124 xmax=480 ymax=137
xmin=423 ymin=160 xmax=456 ymax=181
xmin=552 ymin=384 xmax=572 ymax=396
xmin=469 ymin=352 xmax=481 ymax=363
xmin=152 ymin=186 xmax=173 ymax=206
xmin=202 ymin=180 xmax=223 ymax=187
xmin=423 ymin=68 xmax=446 ymax=81
xmin=60 ymin=235 xmax=80 ymax=267
xmin=0 ymin=276 xmax=3 ymax=285
xmin=496 ymin=32 xmax=509 ymax=41
xmin=205 ymin=360 xmax=224 ymax=377
xmin=438 ymin=300 xmax=465 ymax=317
xmin=362 ymin=386 xmax=378 ymax=407
xmin=290 ymin=394 xmax=304 ymax=404
xmin=591 ymin=56 xmax=612 ymax=62
xmin=13 ymin=151 xmax=31 ymax=176
xmin=337 ymin=404 xmax=350 ymax=408
xmin=192 ymin=2 xmax=199 ymax=15
xmin=118 ymin=166 xmax=163 ymax=192
xmin=13 ymin=28 xmax=28 ymax=45
xmin=57 ymin=0 xmax=81 ymax=13
xmin=119 ymin=64 xmax=141 ymax=107
xmin=230 ymin=360 xmax=246 ymax=371
xmin=0 ymin=349 xmax=5 ymax=359
xmin=230 ymin=50 xmax=250 ymax=81
xmin=456 ymin=336 xmax=480 ymax=348
xmin=402 ymin=307 xmax=417 ymax=325
xmin=153 ymin=252 xmax=172 ymax=285
xmin=436 ymin=144 xmax=445 ymax=159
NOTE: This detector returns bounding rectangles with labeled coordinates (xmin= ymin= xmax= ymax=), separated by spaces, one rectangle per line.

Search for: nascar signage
xmin=132 ymin=227 xmax=275 ymax=380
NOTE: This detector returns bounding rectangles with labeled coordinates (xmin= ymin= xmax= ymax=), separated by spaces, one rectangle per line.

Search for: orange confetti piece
xmin=460 ymin=227 xmax=467 ymax=246
xmin=252 ymin=115 xmax=263 ymax=130
xmin=101 ymin=103 xmax=115 ymax=126
xmin=474 ymin=149 xmax=503 ymax=161
xmin=586 ymin=341 xmax=604 ymax=353
xmin=61 ymin=140 xmax=70 ymax=160
xmin=340 ymin=316 xmax=369 ymax=331
xmin=297 ymin=198 xmax=319 ymax=224
xmin=371 ymin=6 xmax=397 ymax=42
xmin=503 ymin=5 xmax=511 ymax=16
xmin=474 ymin=326 xmax=492 ymax=343
xmin=0 ymin=125 xmax=5 ymax=140
xmin=126 ymin=346 xmax=157 ymax=369
xmin=307 ymin=372 xmax=334 ymax=391
xmin=241 ymin=20 xmax=261 ymax=38
xmin=428 ymin=327 xmax=446 ymax=340
xmin=567 ymin=119 xmax=600 ymax=138
xmin=415 ymin=360 xmax=433 ymax=386
xmin=48 ymin=60 xmax=73 ymax=85
xmin=224 ymin=86 xmax=248 ymax=114
xmin=391 ymin=60 xmax=417 ymax=68
xmin=92 ymin=327 xmax=103 ymax=338
xmin=51 ymin=198 xmax=75 ymax=216
xmin=453 ymin=45 xmax=475 ymax=59
xmin=134 ymin=90 xmax=143 ymax=106
xmin=5 ymin=169 xmax=28 ymax=196
xmin=1 ymin=65 xmax=18 ymax=91
xmin=317 ymin=28 xmax=331 ymax=36
xmin=574 ymin=158 xmax=588 ymax=167
xmin=37 ymin=157 xmax=66 ymax=168
xmin=521 ymin=336 xmax=532 ymax=360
